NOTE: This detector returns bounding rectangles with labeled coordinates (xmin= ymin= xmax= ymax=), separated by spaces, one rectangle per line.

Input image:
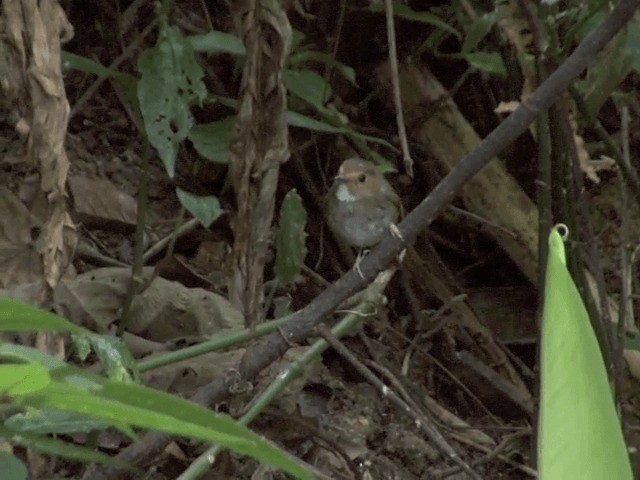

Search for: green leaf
xmin=176 ymin=188 xmax=224 ymax=228
xmin=463 ymin=52 xmax=507 ymax=77
xmin=5 ymin=408 xmax=109 ymax=434
xmin=0 ymin=426 xmax=133 ymax=471
xmin=275 ymin=190 xmax=307 ymax=284
xmin=188 ymin=116 xmax=235 ymax=163
xmin=368 ymin=4 xmax=459 ymax=38
xmin=71 ymin=334 xmax=91 ymax=361
xmin=284 ymin=69 xmax=331 ymax=109
xmin=188 ymin=31 xmax=245 ymax=55
xmin=20 ymin=377 xmax=312 ymax=479
xmin=538 ymin=227 xmax=633 ymax=479
xmin=291 ymin=29 xmax=306 ymax=51
xmin=367 ymin=151 xmax=397 ymax=174
xmin=62 ymin=51 xmax=114 ymax=77
xmin=0 ymin=363 xmax=50 ymax=396
xmin=138 ymin=26 xmax=206 ymax=178
xmin=0 ymin=344 xmax=67 ymax=370
xmin=286 ymin=111 xmax=346 ymax=133
xmin=462 ymin=12 xmax=496 ymax=53
xmin=288 ymin=51 xmax=357 ymax=86
xmin=0 ymin=298 xmax=85 ymax=334
xmin=81 ymin=333 xmax=138 ymax=383
xmin=0 ymin=452 xmax=26 ymax=480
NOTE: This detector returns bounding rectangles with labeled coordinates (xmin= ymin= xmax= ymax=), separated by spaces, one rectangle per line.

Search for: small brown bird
xmin=326 ymin=158 xmax=401 ymax=250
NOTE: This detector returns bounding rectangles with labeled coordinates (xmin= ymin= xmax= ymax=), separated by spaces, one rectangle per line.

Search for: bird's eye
xmin=358 ymin=174 xmax=366 ymax=183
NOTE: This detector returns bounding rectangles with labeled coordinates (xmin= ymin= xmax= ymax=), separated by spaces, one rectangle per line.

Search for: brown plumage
xmin=326 ymin=158 xmax=401 ymax=248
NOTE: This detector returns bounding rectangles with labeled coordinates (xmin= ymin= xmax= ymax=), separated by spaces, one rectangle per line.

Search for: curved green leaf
xmin=538 ymin=227 xmax=632 ymax=479
xmin=0 ymin=298 xmax=85 ymax=334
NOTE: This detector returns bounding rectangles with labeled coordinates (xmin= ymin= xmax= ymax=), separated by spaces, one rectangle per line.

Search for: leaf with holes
xmin=138 ymin=26 xmax=206 ymax=178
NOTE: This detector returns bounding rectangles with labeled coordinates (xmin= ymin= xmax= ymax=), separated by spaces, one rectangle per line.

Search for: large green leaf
xmin=5 ymin=408 xmax=109 ymax=435
xmin=138 ymin=25 xmax=206 ymax=178
xmin=0 ymin=298 xmax=85 ymax=334
xmin=538 ymin=227 xmax=632 ymax=479
xmin=0 ymin=363 xmax=50 ymax=396
xmin=11 ymin=368 xmax=312 ymax=479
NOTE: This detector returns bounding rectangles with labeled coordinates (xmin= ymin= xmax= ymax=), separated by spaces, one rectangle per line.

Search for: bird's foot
xmin=389 ymin=222 xmax=404 ymax=241
xmin=353 ymin=249 xmax=370 ymax=278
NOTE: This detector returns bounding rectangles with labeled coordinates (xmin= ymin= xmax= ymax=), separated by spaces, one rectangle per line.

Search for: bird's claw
xmin=353 ymin=249 xmax=369 ymax=279
xmin=389 ymin=223 xmax=404 ymax=242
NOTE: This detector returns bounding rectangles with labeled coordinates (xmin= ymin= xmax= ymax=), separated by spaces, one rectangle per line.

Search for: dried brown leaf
xmin=68 ymin=176 xmax=137 ymax=232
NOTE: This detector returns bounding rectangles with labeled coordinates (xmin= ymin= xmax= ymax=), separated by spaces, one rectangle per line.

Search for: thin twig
xmin=317 ymin=324 xmax=482 ymax=479
xmin=384 ymin=0 xmax=413 ymax=177
xmin=69 ymin=19 xmax=158 ymax=120
xmin=142 ymin=218 xmax=200 ymax=263
xmin=435 ymin=429 xmax=536 ymax=478
xmin=617 ymin=105 xmax=633 ymax=404
xmin=117 ymin=146 xmax=150 ymax=336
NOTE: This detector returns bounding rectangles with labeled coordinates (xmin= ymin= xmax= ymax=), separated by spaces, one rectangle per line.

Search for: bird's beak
xmin=333 ymin=174 xmax=346 ymax=183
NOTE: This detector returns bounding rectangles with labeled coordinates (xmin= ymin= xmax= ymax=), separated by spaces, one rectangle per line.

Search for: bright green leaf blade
xmin=275 ymin=190 xmax=307 ymax=284
xmin=23 ymin=381 xmax=255 ymax=445
xmin=138 ymin=26 xmax=206 ymax=178
xmin=188 ymin=31 xmax=245 ymax=55
xmin=176 ymin=188 xmax=224 ymax=228
xmin=0 ymin=363 xmax=50 ymax=396
xmin=22 ymin=378 xmax=311 ymax=479
xmin=538 ymin=227 xmax=632 ymax=480
xmin=0 ymin=344 xmax=67 ymax=370
xmin=284 ymin=69 xmax=331 ymax=109
xmin=94 ymin=382 xmax=312 ymax=479
xmin=0 ymin=298 xmax=85 ymax=334
xmin=0 ymin=452 xmax=27 ymax=480
xmin=464 ymin=52 xmax=507 ymax=77
xmin=188 ymin=116 xmax=235 ymax=163
xmin=5 ymin=408 xmax=109 ymax=434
